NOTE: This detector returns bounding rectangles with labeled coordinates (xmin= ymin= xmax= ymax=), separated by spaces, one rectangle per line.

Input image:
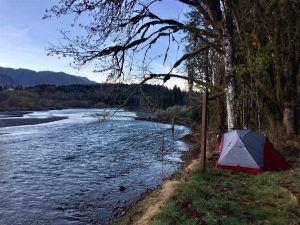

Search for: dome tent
xmin=216 ymin=129 xmax=290 ymax=173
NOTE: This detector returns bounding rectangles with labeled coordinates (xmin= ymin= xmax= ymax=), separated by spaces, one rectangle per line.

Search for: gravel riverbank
xmin=0 ymin=110 xmax=67 ymax=128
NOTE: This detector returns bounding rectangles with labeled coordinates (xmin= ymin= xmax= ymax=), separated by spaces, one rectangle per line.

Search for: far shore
xmin=0 ymin=117 xmax=68 ymax=128
xmin=0 ymin=110 xmax=67 ymax=128
xmin=0 ymin=110 xmax=33 ymax=118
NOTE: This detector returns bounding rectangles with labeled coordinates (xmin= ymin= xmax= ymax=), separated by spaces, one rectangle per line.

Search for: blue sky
xmin=0 ymin=0 xmax=189 ymax=88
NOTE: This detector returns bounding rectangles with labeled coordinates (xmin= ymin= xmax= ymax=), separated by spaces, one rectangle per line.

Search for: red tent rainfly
xmin=216 ymin=129 xmax=290 ymax=173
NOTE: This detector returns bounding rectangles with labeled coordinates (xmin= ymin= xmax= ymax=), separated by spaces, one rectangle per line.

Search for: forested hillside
xmin=0 ymin=67 xmax=96 ymax=87
xmin=0 ymin=83 xmax=186 ymax=110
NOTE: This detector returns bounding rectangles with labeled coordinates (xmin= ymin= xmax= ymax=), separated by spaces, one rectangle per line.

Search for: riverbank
xmin=0 ymin=117 xmax=68 ymax=128
xmin=109 ymin=155 xmax=201 ymax=225
xmin=108 ymin=133 xmax=200 ymax=224
xmin=0 ymin=110 xmax=67 ymax=128
xmin=108 ymin=113 xmax=200 ymax=225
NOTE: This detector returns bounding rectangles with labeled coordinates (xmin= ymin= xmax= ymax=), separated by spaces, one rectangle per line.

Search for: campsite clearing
xmin=150 ymin=145 xmax=300 ymax=225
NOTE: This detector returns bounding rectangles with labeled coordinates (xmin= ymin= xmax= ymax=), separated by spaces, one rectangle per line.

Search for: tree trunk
xmin=276 ymin=1 xmax=298 ymax=138
xmin=222 ymin=0 xmax=237 ymax=130
xmin=283 ymin=102 xmax=295 ymax=138
xmin=282 ymin=58 xmax=298 ymax=138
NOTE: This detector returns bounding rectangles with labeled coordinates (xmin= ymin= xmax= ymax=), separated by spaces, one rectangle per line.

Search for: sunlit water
xmin=0 ymin=109 xmax=190 ymax=225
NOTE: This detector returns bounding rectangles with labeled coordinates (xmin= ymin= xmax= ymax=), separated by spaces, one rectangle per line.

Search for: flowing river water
xmin=0 ymin=109 xmax=190 ymax=225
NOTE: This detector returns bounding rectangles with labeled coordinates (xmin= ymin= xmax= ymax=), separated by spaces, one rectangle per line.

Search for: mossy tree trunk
xmin=222 ymin=0 xmax=237 ymax=130
xmin=282 ymin=57 xmax=298 ymax=138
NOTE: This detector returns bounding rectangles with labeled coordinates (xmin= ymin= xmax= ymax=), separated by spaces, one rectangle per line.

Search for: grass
xmin=151 ymin=145 xmax=300 ymax=225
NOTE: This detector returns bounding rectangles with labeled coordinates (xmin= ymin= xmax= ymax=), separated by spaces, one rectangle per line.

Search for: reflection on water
xmin=0 ymin=109 xmax=190 ymax=225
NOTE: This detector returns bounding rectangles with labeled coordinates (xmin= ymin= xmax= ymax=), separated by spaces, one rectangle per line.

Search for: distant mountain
xmin=0 ymin=73 xmax=16 ymax=87
xmin=0 ymin=67 xmax=96 ymax=87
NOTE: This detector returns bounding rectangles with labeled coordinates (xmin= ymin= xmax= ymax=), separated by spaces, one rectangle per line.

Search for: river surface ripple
xmin=0 ymin=109 xmax=190 ymax=225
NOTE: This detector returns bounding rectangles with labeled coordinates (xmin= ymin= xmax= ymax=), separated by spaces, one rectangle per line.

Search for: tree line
xmin=0 ymin=83 xmax=186 ymax=110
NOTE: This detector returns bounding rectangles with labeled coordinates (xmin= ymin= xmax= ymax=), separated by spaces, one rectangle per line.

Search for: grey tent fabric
xmin=238 ymin=131 xmax=266 ymax=167
xmin=218 ymin=130 xmax=265 ymax=169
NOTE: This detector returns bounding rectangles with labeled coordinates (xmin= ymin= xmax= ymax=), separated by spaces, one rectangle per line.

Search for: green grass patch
xmin=151 ymin=146 xmax=300 ymax=225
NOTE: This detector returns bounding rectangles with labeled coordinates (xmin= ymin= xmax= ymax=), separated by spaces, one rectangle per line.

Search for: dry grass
xmin=134 ymin=181 xmax=181 ymax=225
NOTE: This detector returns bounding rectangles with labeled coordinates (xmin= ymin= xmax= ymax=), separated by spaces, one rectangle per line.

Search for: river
xmin=0 ymin=108 xmax=190 ymax=225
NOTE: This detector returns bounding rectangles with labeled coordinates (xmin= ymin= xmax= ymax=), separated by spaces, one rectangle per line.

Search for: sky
xmin=0 ymin=0 xmax=190 ymax=89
